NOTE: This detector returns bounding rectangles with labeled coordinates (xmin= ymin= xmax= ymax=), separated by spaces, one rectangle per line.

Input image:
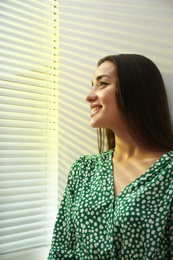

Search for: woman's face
xmin=86 ymin=61 xmax=123 ymax=132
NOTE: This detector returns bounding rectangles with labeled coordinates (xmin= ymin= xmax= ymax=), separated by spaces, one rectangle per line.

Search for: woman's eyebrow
xmin=91 ymin=74 xmax=111 ymax=86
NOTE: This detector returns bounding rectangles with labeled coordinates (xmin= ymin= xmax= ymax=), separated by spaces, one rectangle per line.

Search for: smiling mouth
xmin=91 ymin=106 xmax=102 ymax=116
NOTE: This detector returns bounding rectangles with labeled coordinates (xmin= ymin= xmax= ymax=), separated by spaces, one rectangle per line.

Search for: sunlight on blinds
xmin=0 ymin=0 xmax=58 ymax=255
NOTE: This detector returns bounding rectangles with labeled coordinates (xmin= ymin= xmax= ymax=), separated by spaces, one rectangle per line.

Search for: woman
xmin=48 ymin=54 xmax=173 ymax=259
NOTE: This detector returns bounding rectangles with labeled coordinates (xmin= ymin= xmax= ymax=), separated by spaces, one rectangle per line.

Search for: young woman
xmin=48 ymin=54 xmax=173 ymax=259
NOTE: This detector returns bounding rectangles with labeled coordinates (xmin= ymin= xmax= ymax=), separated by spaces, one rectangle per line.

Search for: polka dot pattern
xmin=48 ymin=150 xmax=173 ymax=259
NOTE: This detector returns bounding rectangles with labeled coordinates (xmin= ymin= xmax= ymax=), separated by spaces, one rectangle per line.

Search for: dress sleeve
xmin=47 ymin=158 xmax=82 ymax=260
xmin=169 ymin=200 xmax=173 ymax=258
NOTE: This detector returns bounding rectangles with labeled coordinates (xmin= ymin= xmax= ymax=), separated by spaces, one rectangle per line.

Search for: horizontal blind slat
xmin=0 ymin=208 xmax=56 ymax=222
xmin=0 ymin=1 xmax=54 ymax=22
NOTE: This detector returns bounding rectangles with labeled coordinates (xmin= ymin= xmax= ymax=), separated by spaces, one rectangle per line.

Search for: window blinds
xmin=0 ymin=0 xmax=58 ymax=255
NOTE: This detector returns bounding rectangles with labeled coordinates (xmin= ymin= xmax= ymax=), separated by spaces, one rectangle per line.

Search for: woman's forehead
xmin=93 ymin=61 xmax=116 ymax=80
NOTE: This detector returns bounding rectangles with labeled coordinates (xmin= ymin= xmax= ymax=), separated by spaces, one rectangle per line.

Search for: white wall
xmin=58 ymin=0 xmax=173 ymax=201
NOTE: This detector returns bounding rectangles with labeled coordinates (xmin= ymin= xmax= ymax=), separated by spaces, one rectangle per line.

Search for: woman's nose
xmin=86 ymin=90 xmax=97 ymax=103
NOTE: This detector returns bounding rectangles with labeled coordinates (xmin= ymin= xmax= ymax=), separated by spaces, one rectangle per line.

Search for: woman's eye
xmin=99 ymin=81 xmax=108 ymax=87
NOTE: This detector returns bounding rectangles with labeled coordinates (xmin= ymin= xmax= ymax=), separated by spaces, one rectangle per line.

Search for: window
xmin=0 ymin=0 xmax=58 ymax=255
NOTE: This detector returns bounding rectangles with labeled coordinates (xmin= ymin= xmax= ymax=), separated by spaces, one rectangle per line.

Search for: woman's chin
xmin=90 ymin=120 xmax=97 ymax=128
xmin=90 ymin=120 xmax=102 ymax=128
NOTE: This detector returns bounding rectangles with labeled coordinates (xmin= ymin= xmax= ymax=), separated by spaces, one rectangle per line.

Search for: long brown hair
xmin=97 ymin=54 xmax=173 ymax=153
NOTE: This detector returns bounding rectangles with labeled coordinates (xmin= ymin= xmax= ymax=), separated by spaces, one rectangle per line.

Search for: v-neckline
xmin=108 ymin=149 xmax=172 ymax=200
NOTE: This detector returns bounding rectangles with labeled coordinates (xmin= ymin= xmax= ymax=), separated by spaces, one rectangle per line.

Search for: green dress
xmin=48 ymin=149 xmax=173 ymax=259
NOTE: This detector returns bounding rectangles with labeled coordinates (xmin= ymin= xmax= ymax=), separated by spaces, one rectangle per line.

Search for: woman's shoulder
xmin=160 ymin=150 xmax=173 ymax=165
xmin=164 ymin=151 xmax=173 ymax=170
xmin=73 ymin=148 xmax=114 ymax=167
xmin=67 ymin=149 xmax=114 ymax=184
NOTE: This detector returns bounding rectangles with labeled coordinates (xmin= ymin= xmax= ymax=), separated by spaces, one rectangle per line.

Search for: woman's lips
xmin=90 ymin=105 xmax=102 ymax=116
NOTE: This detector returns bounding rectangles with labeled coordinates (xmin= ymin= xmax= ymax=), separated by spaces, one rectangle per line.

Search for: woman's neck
xmin=113 ymin=134 xmax=168 ymax=163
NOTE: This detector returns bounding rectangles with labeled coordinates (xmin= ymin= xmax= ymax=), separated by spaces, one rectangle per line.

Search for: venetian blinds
xmin=0 ymin=0 xmax=58 ymax=255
